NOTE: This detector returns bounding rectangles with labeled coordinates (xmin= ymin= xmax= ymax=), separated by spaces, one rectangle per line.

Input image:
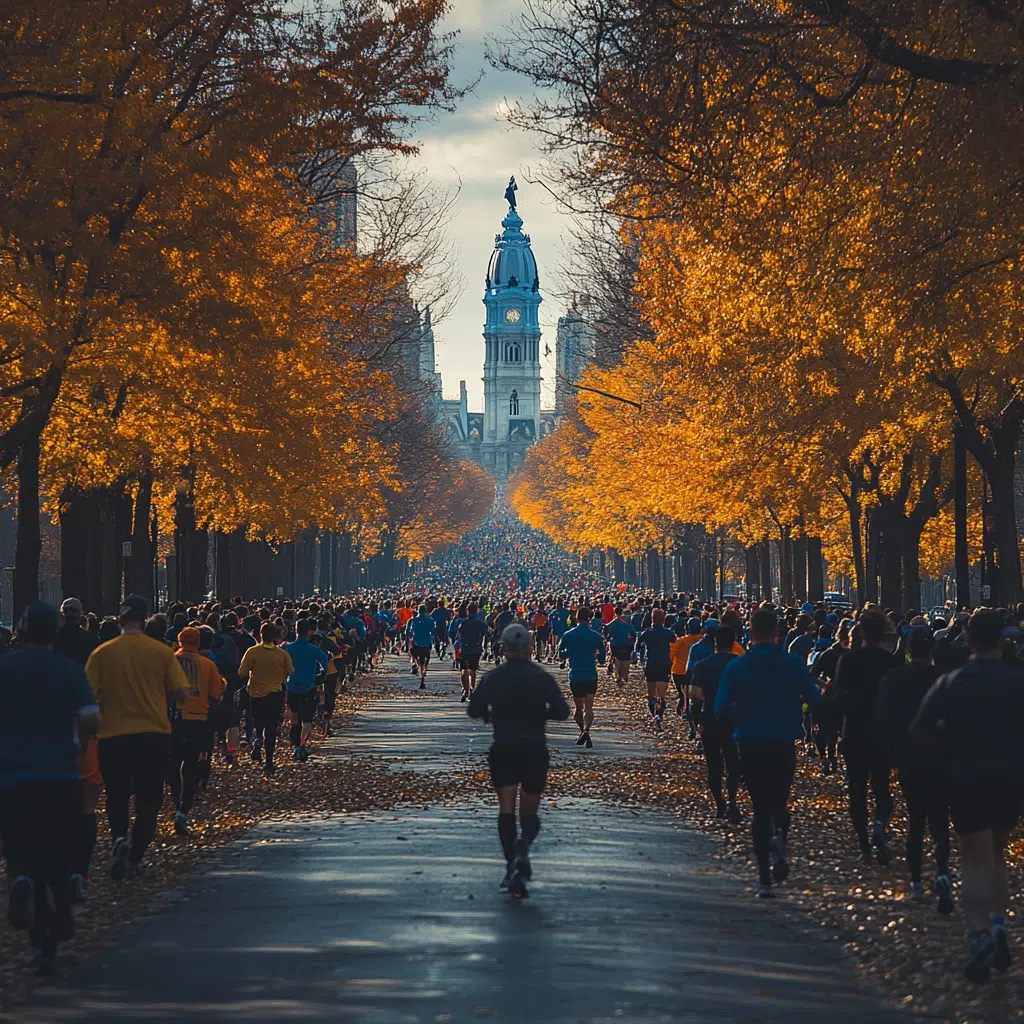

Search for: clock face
xmin=505 ymin=307 xmax=521 ymax=325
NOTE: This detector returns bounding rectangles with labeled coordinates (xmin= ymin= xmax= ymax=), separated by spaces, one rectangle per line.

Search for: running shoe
xmin=174 ymin=812 xmax=189 ymax=836
xmin=756 ymin=883 xmax=774 ymax=899
xmin=770 ymin=836 xmax=789 ymax=884
xmin=964 ymin=932 xmax=995 ymax=984
xmin=250 ymin=741 xmax=262 ymax=762
xmin=460 ymin=693 xmax=468 ymax=703
xmin=7 ymin=876 xmax=34 ymax=929
xmin=727 ymin=803 xmax=743 ymax=825
xmin=583 ymin=732 xmax=593 ymax=749
xmin=575 ymin=731 xmax=587 ymax=746
xmin=499 ymin=865 xmax=515 ymax=892
xmin=909 ymin=881 xmax=925 ymax=902
xmin=109 ymin=837 xmax=131 ymax=882
xmin=992 ymin=926 xmax=1014 ymax=972
xmin=935 ymin=874 xmax=954 ymax=916
xmin=298 ymin=746 xmax=309 ymax=763
xmin=507 ymin=869 xmax=529 ymax=900
xmin=513 ymin=838 xmax=532 ymax=881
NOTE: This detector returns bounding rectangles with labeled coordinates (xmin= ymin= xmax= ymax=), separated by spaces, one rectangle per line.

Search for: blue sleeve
xmin=595 ymin=632 xmax=605 ymax=664
xmin=714 ymin=662 xmax=734 ymax=717
xmin=797 ymin=660 xmax=821 ymax=706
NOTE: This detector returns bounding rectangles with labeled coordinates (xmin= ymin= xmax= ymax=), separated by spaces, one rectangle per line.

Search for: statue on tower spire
xmin=504 ymin=175 xmax=518 ymax=211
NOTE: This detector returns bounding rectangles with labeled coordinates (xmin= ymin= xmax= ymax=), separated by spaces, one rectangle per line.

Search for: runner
xmin=170 ymin=627 xmax=225 ymax=835
xmin=238 ymin=622 xmax=294 ymax=777
xmin=455 ymin=603 xmax=488 ymax=701
xmin=911 ymin=608 xmax=1024 ymax=983
xmin=85 ymin=595 xmax=189 ymax=882
xmin=406 ymin=604 xmax=437 ymax=689
xmin=606 ymin=605 xmax=636 ymax=688
xmin=467 ymin=623 xmax=570 ymax=898
xmin=715 ymin=606 xmax=820 ymax=898
xmin=689 ymin=626 xmax=742 ymax=823
xmin=0 ymin=602 xmax=100 ymax=976
xmin=558 ymin=606 xmax=606 ymax=748
xmin=283 ymin=618 xmax=331 ymax=761
xmin=637 ymin=608 xmax=673 ymax=731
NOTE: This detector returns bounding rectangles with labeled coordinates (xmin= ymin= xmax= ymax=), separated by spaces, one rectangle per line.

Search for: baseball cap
xmin=60 ymin=597 xmax=84 ymax=618
xmin=119 ymin=594 xmax=149 ymax=622
xmin=500 ymin=623 xmax=530 ymax=655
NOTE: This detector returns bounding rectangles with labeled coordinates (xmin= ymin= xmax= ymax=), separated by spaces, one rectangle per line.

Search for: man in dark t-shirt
xmin=468 ymin=624 xmax=569 ymax=899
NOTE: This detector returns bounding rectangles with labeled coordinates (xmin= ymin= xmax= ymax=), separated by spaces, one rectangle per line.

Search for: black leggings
xmin=98 ymin=732 xmax=170 ymax=864
xmin=323 ymin=676 xmax=338 ymax=718
xmin=845 ymin=744 xmax=893 ymax=850
xmin=0 ymin=780 xmax=81 ymax=951
xmin=740 ymin=740 xmax=796 ymax=886
xmin=899 ymin=766 xmax=950 ymax=882
xmin=702 ymin=714 xmax=739 ymax=807
xmin=251 ymin=692 xmax=284 ymax=766
xmin=169 ymin=719 xmax=208 ymax=814
xmin=812 ymin=698 xmax=841 ymax=762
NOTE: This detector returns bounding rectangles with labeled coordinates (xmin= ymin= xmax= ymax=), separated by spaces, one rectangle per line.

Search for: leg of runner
xmin=322 ymin=673 xmax=338 ymax=737
xmin=582 ymin=694 xmax=595 ymax=748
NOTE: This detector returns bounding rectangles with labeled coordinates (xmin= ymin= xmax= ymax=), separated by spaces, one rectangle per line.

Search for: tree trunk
xmin=988 ymin=461 xmax=1021 ymax=605
xmin=611 ymin=549 xmax=625 ymax=583
xmin=745 ymin=544 xmax=760 ymax=601
xmin=865 ymin=510 xmax=879 ymax=604
xmin=759 ymin=540 xmax=772 ymax=603
xmin=214 ymin=530 xmax=232 ymax=601
xmin=98 ymin=488 xmax=118 ymax=615
xmin=806 ymin=536 xmax=825 ymax=601
xmin=14 ymin=433 xmax=41 ymax=621
xmin=902 ymin=521 xmax=923 ymax=612
xmin=114 ymin=481 xmax=133 ymax=606
xmin=128 ymin=472 xmax=154 ymax=601
xmin=59 ymin=487 xmax=89 ymax=605
xmin=646 ymin=547 xmax=661 ymax=592
xmin=878 ymin=505 xmax=904 ymax=611
xmin=953 ymin=422 xmax=970 ymax=609
xmin=792 ymin=534 xmax=808 ymax=602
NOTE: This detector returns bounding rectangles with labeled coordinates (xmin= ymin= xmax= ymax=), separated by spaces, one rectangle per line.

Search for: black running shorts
xmin=950 ymin=778 xmax=1023 ymax=837
xmin=461 ymin=650 xmax=481 ymax=671
xmin=411 ymin=645 xmax=432 ymax=662
xmin=286 ymin=689 xmax=317 ymax=723
xmin=611 ymin=645 xmax=634 ymax=662
xmin=644 ymin=664 xmax=671 ymax=684
xmin=570 ymin=678 xmax=598 ymax=698
xmin=488 ymin=741 xmax=549 ymax=793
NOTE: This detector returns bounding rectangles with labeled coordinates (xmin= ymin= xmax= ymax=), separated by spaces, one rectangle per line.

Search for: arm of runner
xmin=545 ymin=675 xmax=571 ymax=721
xmin=165 ymin=649 xmax=190 ymax=703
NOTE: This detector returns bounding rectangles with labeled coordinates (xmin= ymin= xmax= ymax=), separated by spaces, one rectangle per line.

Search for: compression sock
xmin=290 ymin=722 xmax=302 ymax=748
xmin=79 ymin=812 xmax=97 ymax=878
xmin=521 ymin=813 xmax=541 ymax=845
xmin=656 ymin=698 xmax=666 ymax=718
xmin=498 ymin=813 xmax=517 ymax=864
xmin=647 ymin=697 xmax=658 ymax=718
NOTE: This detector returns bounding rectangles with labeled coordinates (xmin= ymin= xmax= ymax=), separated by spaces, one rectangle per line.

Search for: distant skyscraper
xmin=555 ymin=297 xmax=595 ymax=414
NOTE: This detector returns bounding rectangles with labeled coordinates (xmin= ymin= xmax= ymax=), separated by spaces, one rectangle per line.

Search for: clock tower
xmin=480 ymin=180 xmax=543 ymax=475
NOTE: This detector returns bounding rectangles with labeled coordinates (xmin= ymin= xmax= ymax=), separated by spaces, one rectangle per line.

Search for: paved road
xmin=340 ymin=657 xmax=652 ymax=772
xmin=12 ymin=664 xmax=906 ymax=1024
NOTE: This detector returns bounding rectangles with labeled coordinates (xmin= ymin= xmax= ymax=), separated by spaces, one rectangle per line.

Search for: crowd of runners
xmin=2 ymin=505 xmax=1023 ymax=986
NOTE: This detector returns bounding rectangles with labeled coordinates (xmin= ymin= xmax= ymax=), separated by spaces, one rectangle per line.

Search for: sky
xmin=405 ymin=0 xmax=573 ymax=410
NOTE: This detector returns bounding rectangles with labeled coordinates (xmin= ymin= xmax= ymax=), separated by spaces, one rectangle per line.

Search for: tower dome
xmin=486 ymin=207 xmax=540 ymax=292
